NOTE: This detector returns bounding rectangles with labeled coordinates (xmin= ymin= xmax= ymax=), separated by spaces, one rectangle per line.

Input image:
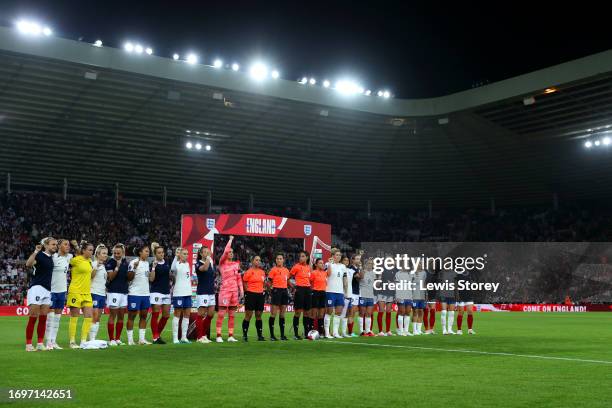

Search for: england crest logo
xmin=206 ymin=218 xmax=215 ymax=229
xmin=304 ymin=224 xmax=312 ymax=236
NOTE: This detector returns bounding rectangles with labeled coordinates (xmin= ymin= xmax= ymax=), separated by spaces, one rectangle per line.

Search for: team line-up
xmin=23 ymin=236 xmax=476 ymax=351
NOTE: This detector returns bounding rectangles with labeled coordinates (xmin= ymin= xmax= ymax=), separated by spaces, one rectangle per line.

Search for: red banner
xmin=480 ymin=303 xmax=612 ymax=312
xmin=181 ymin=214 xmax=332 ymax=275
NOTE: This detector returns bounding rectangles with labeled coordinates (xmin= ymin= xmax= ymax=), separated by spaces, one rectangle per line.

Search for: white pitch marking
xmin=324 ymin=341 xmax=612 ymax=365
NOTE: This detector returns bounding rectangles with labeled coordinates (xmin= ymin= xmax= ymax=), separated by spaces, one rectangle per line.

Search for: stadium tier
xmin=1 ymin=26 xmax=612 ymax=208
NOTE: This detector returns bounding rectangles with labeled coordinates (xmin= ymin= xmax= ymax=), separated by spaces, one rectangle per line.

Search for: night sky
xmin=1 ymin=0 xmax=610 ymax=98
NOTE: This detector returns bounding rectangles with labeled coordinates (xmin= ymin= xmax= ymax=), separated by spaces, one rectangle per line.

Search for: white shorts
xmin=27 ymin=285 xmax=52 ymax=306
xmin=150 ymin=292 xmax=171 ymax=305
xmin=196 ymin=294 xmax=216 ymax=308
xmin=457 ymin=301 xmax=474 ymax=307
xmin=107 ymin=293 xmax=128 ymax=308
xmin=351 ymin=294 xmax=360 ymax=307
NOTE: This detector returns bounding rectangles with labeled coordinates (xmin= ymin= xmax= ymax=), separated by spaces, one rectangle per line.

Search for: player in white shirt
xmin=126 ymin=245 xmax=151 ymax=345
xmin=171 ymin=248 xmax=193 ymax=344
xmin=45 ymin=239 xmax=74 ymax=350
xmin=358 ymin=258 xmax=376 ymax=336
xmin=411 ymin=267 xmax=428 ymax=335
xmin=394 ymin=269 xmax=413 ymax=336
xmin=324 ymin=249 xmax=348 ymax=339
xmin=89 ymin=244 xmax=108 ymax=342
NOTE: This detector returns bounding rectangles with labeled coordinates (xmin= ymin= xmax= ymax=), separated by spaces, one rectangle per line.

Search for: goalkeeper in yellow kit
xmin=67 ymin=240 xmax=95 ymax=348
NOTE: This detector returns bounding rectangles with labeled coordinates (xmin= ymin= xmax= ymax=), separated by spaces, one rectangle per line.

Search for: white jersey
xmin=171 ymin=261 xmax=192 ymax=297
xmin=128 ymin=258 xmax=150 ymax=296
xmin=326 ymin=263 xmax=347 ymax=294
xmin=51 ymin=253 xmax=73 ymax=293
xmin=91 ymin=260 xmax=108 ymax=296
xmin=395 ymin=270 xmax=413 ymax=300
xmin=344 ymin=267 xmax=356 ymax=297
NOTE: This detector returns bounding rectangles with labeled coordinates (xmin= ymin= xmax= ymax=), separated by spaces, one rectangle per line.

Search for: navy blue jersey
xmin=105 ymin=258 xmax=129 ymax=294
xmin=351 ymin=266 xmax=361 ymax=295
xmin=30 ymin=251 xmax=54 ymax=291
xmin=150 ymin=260 xmax=171 ymax=295
xmin=195 ymin=259 xmax=216 ymax=295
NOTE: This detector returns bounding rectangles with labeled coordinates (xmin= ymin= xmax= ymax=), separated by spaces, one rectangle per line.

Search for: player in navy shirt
xmin=149 ymin=243 xmax=171 ymax=344
xmin=194 ymin=246 xmax=216 ymax=343
xmin=24 ymin=237 xmax=57 ymax=351
xmin=105 ymin=244 xmax=129 ymax=345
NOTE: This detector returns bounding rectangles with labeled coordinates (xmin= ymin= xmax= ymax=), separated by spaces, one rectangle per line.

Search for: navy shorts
xmin=172 ymin=295 xmax=193 ymax=309
xmin=358 ymin=297 xmax=374 ymax=307
xmin=441 ymin=297 xmax=456 ymax=305
xmin=326 ymin=292 xmax=344 ymax=308
xmin=50 ymin=291 xmax=66 ymax=309
xmin=92 ymin=294 xmax=106 ymax=309
xmin=128 ymin=295 xmax=151 ymax=311
xmin=412 ymin=299 xmax=426 ymax=309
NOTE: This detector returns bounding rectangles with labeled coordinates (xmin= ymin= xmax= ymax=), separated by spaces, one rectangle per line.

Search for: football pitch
xmin=1 ymin=312 xmax=611 ymax=407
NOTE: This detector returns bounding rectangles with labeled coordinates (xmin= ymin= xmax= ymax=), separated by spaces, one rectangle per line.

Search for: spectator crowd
xmin=2 ymin=190 xmax=611 ymax=305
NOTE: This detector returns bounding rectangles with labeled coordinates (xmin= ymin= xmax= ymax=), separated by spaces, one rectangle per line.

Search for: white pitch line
xmin=323 ymin=341 xmax=612 ymax=365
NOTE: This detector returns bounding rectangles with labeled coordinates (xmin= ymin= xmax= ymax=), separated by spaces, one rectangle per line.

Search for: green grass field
xmin=1 ymin=312 xmax=611 ymax=407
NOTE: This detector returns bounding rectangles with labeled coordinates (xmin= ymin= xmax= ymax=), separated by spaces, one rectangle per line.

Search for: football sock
xmin=404 ymin=315 xmax=411 ymax=332
xmin=324 ymin=314 xmax=331 ymax=337
xmin=181 ymin=317 xmax=190 ymax=340
xmin=377 ymin=312 xmax=384 ymax=332
xmin=348 ymin=320 xmax=354 ymax=334
xmin=417 ymin=322 xmax=422 ymax=333
xmin=429 ymin=309 xmax=436 ymax=330
xmin=279 ymin=317 xmax=285 ymax=337
xmin=89 ymin=322 xmax=99 ymax=340
xmin=196 ymin=315 xmax=204 ymax=339
xmin=158 ymin=316 xmax=169 ymax=336
xmin=25 ymin=316 xmax=36 ymax=345
xmin=467 ymin=314 xmax=474 ymax=330
xmin=457 ymin=313 xmax=463 ymax=331
xmin=365 ymin=317 xmax=372 ymax=332
xmin=127 ymin=329 xmax=134 ymax=344
xmin=36 ymin=315 xmax=47 ymax=344
xmin=51 ymin=313 xmax=61 ymax=343
xmin=69 ymin=316 xmax=78 ymax=342
xmin=216 ymin=309 xmax=226 ymax=336
xmin=317 ymin=318 xmax=324 ymax=335
xmin=172 ymin=317 xmax=180 ymax=342
xmin=358 ymin=316 xmax=364 ymax=332
xmin=269 ymin=316 xmax=276 ymax=337
xmin=151 ymin=311 xmax=160 ymax=339
xmin=242 ymin=319 xmax=250 ymax=337
xmin=115 ymin=321 xmax=124 ymax=341
xmin=202 ymin=315 xmax=211 ymax=338
xmin=397 ymin=315 xmax=404 ymax=333
xmin=385 ymin=312 xmax=392 ymax=332
xmin=302 ymin=316 xmax=312 ymax=337
xmin=107 ymin=322 xmax=115 ymax=341
xmin=81 ymin=317 xmax=92 ymax=343
xmin=293 ymin=316 xmax=300 ymax=336
xmin=447 ymin=310 xmax=455 ymax=332
xmin=341 ymin=317 xmax=348 ymax=336
xmin=139 ymin=328 xmax=147 ymax=342
xmin=423 ymin=308 xmax=429 ymax=330
xmin=45 ymin=312 xmax=55 ymax=343
xmin=228 ymin=310 xmax=235 ymax=337
xmin=413 ymin=322 xmax=418 ymax=333
xmin=255 ymin=319 xmax=263 ymax=337
xmin=332 ymin=315 xmax=341 ymax=336
xmin=441 ymin=310 xmax=447 ymax=331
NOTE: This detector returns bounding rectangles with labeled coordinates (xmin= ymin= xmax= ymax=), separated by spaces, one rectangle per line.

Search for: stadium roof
xmin=1 ymin=26 xmax=611 ymax=209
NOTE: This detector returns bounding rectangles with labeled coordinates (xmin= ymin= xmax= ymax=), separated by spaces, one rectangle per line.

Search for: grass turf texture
xmin=0 ymin=312 xmax=611 ymax=407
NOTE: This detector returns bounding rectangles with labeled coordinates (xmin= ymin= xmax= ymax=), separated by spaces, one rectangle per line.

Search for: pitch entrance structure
xmin=181 ymin=214 xmax=332 ymax=272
